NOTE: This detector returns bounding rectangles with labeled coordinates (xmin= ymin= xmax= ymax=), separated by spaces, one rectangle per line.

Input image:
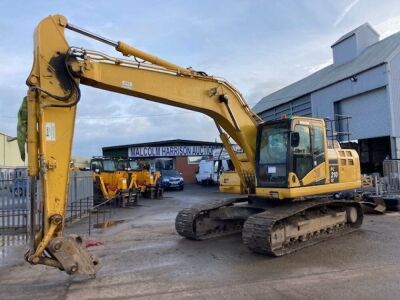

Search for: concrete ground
xmin=1 ymin=184 xmax=400 ymax=300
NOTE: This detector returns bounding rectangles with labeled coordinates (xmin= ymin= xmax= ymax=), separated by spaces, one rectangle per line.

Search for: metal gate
xmin=0 ymin=167 xmax=28 ymax=233
xmin=1 ymin=168 xmax=93 ymax=254
xmin=383 ymin=159 xmax=400 ymax=193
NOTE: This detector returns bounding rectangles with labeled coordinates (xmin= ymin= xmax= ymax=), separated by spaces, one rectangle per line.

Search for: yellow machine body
xmin=255 ymin=116 xmax=360 ymax=199
xmin=92 ymin=171 xmax=127 ymax=200
xmin=116 ymin=159 xmax=161 ymax=195
xmin=219 ymin=171 xmax=242 ymax=194
xmin=90 ymin=158 xmax=136 ymax=203
xmin=22 ymin=15 xmax=362 ymax=275
xmin=135 ymin=170 xmax=160 ymax=192
xmin=219 ymin=117 xmax=361 ymax=197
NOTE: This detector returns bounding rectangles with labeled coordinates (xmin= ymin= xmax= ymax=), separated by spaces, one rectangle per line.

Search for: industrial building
xmin=0 ymin=132 xmax=26 ymax=168
xmin=103 ymin=139 xmax=222 ymax=183
xmin=253 ymin=23 xmax=400 ymax=174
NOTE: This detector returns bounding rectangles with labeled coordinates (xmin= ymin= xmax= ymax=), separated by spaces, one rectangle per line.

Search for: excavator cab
xmin=116 ymin=159 xmax=141 ymax=172
xmin=90 ymin=157 xmax=117 ymax=173
xmin=255 ymin=116 xmax=361 ymax=199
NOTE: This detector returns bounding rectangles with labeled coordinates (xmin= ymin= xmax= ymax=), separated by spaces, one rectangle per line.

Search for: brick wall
xmin=175 ymin=156 xmax=198 ymax=184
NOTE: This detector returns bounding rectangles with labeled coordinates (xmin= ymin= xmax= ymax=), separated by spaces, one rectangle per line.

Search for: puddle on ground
xmin=386 ymin=212 xmax=400 ymax=216
xmin=93 ymin=219 xmax=126 ymax=229
xmin=0 ymin=234 xmax=27 ymax=266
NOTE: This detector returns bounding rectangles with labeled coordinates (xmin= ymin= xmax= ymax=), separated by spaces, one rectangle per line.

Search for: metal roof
xmin=331 ymin=23 xmax=379 ymax=47
xmin=103 ymin=139 xmax=222 ymax=151
xmin=0 ymin=131 xmax=17 ymax=141
xmin=253 ymin=31 xmax=400 ymax=114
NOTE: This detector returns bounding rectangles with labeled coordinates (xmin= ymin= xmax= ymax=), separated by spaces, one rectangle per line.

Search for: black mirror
xmin=291 ymin=132 xmax=300 ymax=147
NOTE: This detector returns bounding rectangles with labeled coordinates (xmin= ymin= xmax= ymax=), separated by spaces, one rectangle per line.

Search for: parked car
xmin=160 ymin=169 xmax=184 ymax=190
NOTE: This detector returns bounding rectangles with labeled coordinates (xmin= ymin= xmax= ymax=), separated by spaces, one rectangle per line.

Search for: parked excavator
xmin=115 ymin=158 xmax=162 ymax=198
xmin=20 ymin=15 xmax=363 ymax=276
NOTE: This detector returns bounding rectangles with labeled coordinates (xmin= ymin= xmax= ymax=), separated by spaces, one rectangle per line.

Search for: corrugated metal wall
xmin=311 ymin=64 xmax=388 ymax=122
xmin=333 ymin=35 xmax=358 ymax=65
xmin=388 ymin=51 xmax=400 ymax=158
xmin=336 ymin=87 xmax=390 ymax=139
xmin=258 ymin=95 xmax=311 ymax=121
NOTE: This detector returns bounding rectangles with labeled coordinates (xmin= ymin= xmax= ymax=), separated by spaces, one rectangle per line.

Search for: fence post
xmin=88 ymin=209 xmax=91 ymax=236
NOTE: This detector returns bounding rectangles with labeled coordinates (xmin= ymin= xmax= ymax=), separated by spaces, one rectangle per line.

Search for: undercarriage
xmin=175 ymin=197 xmax=363 ymax=256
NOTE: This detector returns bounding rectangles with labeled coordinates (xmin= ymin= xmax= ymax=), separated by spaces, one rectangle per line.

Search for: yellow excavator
xmin=20 ymin=15 xmax=362 ymax=276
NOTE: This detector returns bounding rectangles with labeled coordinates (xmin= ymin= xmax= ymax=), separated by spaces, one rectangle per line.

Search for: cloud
xmin=70 ymin=85 xmax=220 ymax=156
xmin=333 ymin=0 xmax=360 ymax=27
xmin=0 ymin=47 xmax=32 ymax=137
xmin=1 ymin=0 xmax=399 ymax=157
xmin=304 ymin=59 xmax=332 ymax=73
xmin=73 ymin=107 xmax=218 ymax=156
xmin=375 ymin=16 xmax=400 ymax=39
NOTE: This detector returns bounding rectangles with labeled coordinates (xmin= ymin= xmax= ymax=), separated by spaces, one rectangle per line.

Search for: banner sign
xmin=128 ymin=145 xmax=220 ymax=158
xmin=212 ymin=145 xmax=242 ymax=160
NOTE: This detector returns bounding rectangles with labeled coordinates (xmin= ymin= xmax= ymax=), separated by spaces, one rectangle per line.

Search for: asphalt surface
xmin=1 ymin=185 xmax=400 ymax=300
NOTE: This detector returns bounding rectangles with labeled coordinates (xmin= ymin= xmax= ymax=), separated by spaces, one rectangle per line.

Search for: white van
xmin=195 ymin=159 xmax=230 ymax=185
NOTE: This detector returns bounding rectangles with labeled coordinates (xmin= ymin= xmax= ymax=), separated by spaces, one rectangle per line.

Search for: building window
xmin=187 ymin=156 xmax=206 ymax=164
xmin=154 ymin=158 xmax=174 ymax=170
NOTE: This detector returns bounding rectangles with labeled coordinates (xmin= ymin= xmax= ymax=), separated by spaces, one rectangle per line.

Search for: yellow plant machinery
xmin=20 ymin=15 xmax=362 ymax=275
xmin=90 ymin=157 xmax=138 ymax=206
xmin=115 ymin=158 xmax=162 ymax=198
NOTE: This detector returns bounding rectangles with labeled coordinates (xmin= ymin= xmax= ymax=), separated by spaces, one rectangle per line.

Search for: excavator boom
xmin=24 ymin=14 xmax=260 ymax=275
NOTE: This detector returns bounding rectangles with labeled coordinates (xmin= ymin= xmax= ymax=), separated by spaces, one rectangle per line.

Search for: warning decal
xmin=45 ymin=122 xmax=56 ymax=141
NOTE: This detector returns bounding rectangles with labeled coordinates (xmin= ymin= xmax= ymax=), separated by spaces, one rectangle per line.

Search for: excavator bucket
xmin=47 ymin=235 xmax=101 ymax=276
xmin=361 ymin=197 xmax=386 ymax=214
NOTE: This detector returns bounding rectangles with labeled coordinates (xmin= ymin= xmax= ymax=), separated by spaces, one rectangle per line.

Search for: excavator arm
xmin=24 ymin=14 xmax=260 ymax=275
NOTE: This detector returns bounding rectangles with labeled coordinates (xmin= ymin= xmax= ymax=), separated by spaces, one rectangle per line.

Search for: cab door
xmin=291 ymin=120 xmax=326 ymax=186
xmin=292 ymin=124 xmax=314 ymax=182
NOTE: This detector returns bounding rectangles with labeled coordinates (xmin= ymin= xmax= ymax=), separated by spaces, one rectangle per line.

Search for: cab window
xmin=312 ymin=126 xmax=325 ymax=165
xmin=103 ymin=160 xmax=116 ymax=172
xmin=91 ymin=160 xmax=102 ymax=171
xmin=293 ymin=125 xmax=311 ymax=154
xmin=257 ymin=123 xmax=289 ymax=187
xmin=293 ymin=125 xmax=313 ymax=179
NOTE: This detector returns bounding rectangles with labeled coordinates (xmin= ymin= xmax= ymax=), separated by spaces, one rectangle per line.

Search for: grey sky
xmin=0 ymin=0 xmax=400 ymax=156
